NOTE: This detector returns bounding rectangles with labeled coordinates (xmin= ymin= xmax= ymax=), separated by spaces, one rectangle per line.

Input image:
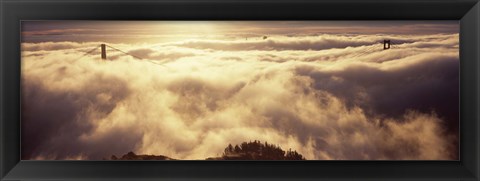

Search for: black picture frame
xmin=1 ymin=0 xmax=479 ymax=180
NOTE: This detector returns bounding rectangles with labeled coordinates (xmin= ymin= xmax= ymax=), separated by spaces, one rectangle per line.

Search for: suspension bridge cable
xmin=351 ymin=45 xmax=377 ymax=58
xmin=106 ymin=45 xmax=169 ymax=68
xmin=354 ymin=47 xmax=372 ymax=57
xmin=390 ymin=43 xmax=401 ymax=49
xmin=141 ymin=59 xmax=170 ymax=68
xmin=354 ymin=40 xmax=398 ymax=58
xmin=73 ymin=45 xmax=101 ymax=61
xmin=106 ymin=45 xmax=145 ymax=60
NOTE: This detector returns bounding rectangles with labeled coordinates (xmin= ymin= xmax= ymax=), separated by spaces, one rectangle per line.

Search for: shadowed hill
xmin=108 ymin=140 xmax=305 ymax=160
xmin=109 ymin=151 xmax=175 ymax=160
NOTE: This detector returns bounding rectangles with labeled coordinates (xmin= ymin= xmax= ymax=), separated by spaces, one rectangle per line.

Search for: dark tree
xmin=224 ymin=144 xmax=234 ymax=155
xmin=222 ymin=140 xmax=305 ymax=160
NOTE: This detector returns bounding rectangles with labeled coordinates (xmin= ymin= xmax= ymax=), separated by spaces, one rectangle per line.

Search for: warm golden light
xmin=21 ymin=21 xmax=459 ymax=160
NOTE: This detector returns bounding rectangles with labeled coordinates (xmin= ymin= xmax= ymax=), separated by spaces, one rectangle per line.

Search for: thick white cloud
xmin=21 ymin=33 xmax=459 ymax=160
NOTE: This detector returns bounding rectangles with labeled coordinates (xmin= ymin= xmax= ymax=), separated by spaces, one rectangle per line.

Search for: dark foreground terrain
xmin=108 ymin=140 xmax=305 ymax=160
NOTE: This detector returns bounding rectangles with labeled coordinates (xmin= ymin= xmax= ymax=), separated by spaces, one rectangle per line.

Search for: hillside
xmin=109 ymin=151 xmax=175 ymax=160
xmin=109 ymin=140 xmax=305 ymax=160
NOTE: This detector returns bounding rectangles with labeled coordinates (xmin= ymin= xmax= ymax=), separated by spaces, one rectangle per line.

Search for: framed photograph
xmin=1 ymin=0 xmax=479 ymax=180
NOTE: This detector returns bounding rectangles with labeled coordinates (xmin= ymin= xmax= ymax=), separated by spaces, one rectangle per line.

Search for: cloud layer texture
xmin=21 ymin=33 xmax=459 ymax=160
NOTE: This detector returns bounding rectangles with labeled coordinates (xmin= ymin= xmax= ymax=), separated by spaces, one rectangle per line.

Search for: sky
xmin=21 ymin=21 xmax=459 ymax=160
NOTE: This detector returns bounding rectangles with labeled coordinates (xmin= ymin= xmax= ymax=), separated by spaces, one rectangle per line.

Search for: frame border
xmin=1 ymin=0 xmax=479 ymax=180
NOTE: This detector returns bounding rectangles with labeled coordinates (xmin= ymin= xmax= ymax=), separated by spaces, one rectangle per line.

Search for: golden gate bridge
xmin=75 ymin=39 xmax=396 ymax=63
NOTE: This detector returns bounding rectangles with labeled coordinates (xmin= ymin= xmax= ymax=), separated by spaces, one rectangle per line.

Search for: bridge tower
xmin=383 ymin=40 xmax=391 ymax=50
xmin=101 ymin=44 xmax=107 ymax=60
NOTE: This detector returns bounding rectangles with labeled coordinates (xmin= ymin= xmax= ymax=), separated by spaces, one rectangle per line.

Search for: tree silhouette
xmin=225 ymin=144 xmax=234 ymax=155
xmin=234 ymin=145 xmax=241 ymax=152
xmin=222 ymin=140 xmax=305 ymax=160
